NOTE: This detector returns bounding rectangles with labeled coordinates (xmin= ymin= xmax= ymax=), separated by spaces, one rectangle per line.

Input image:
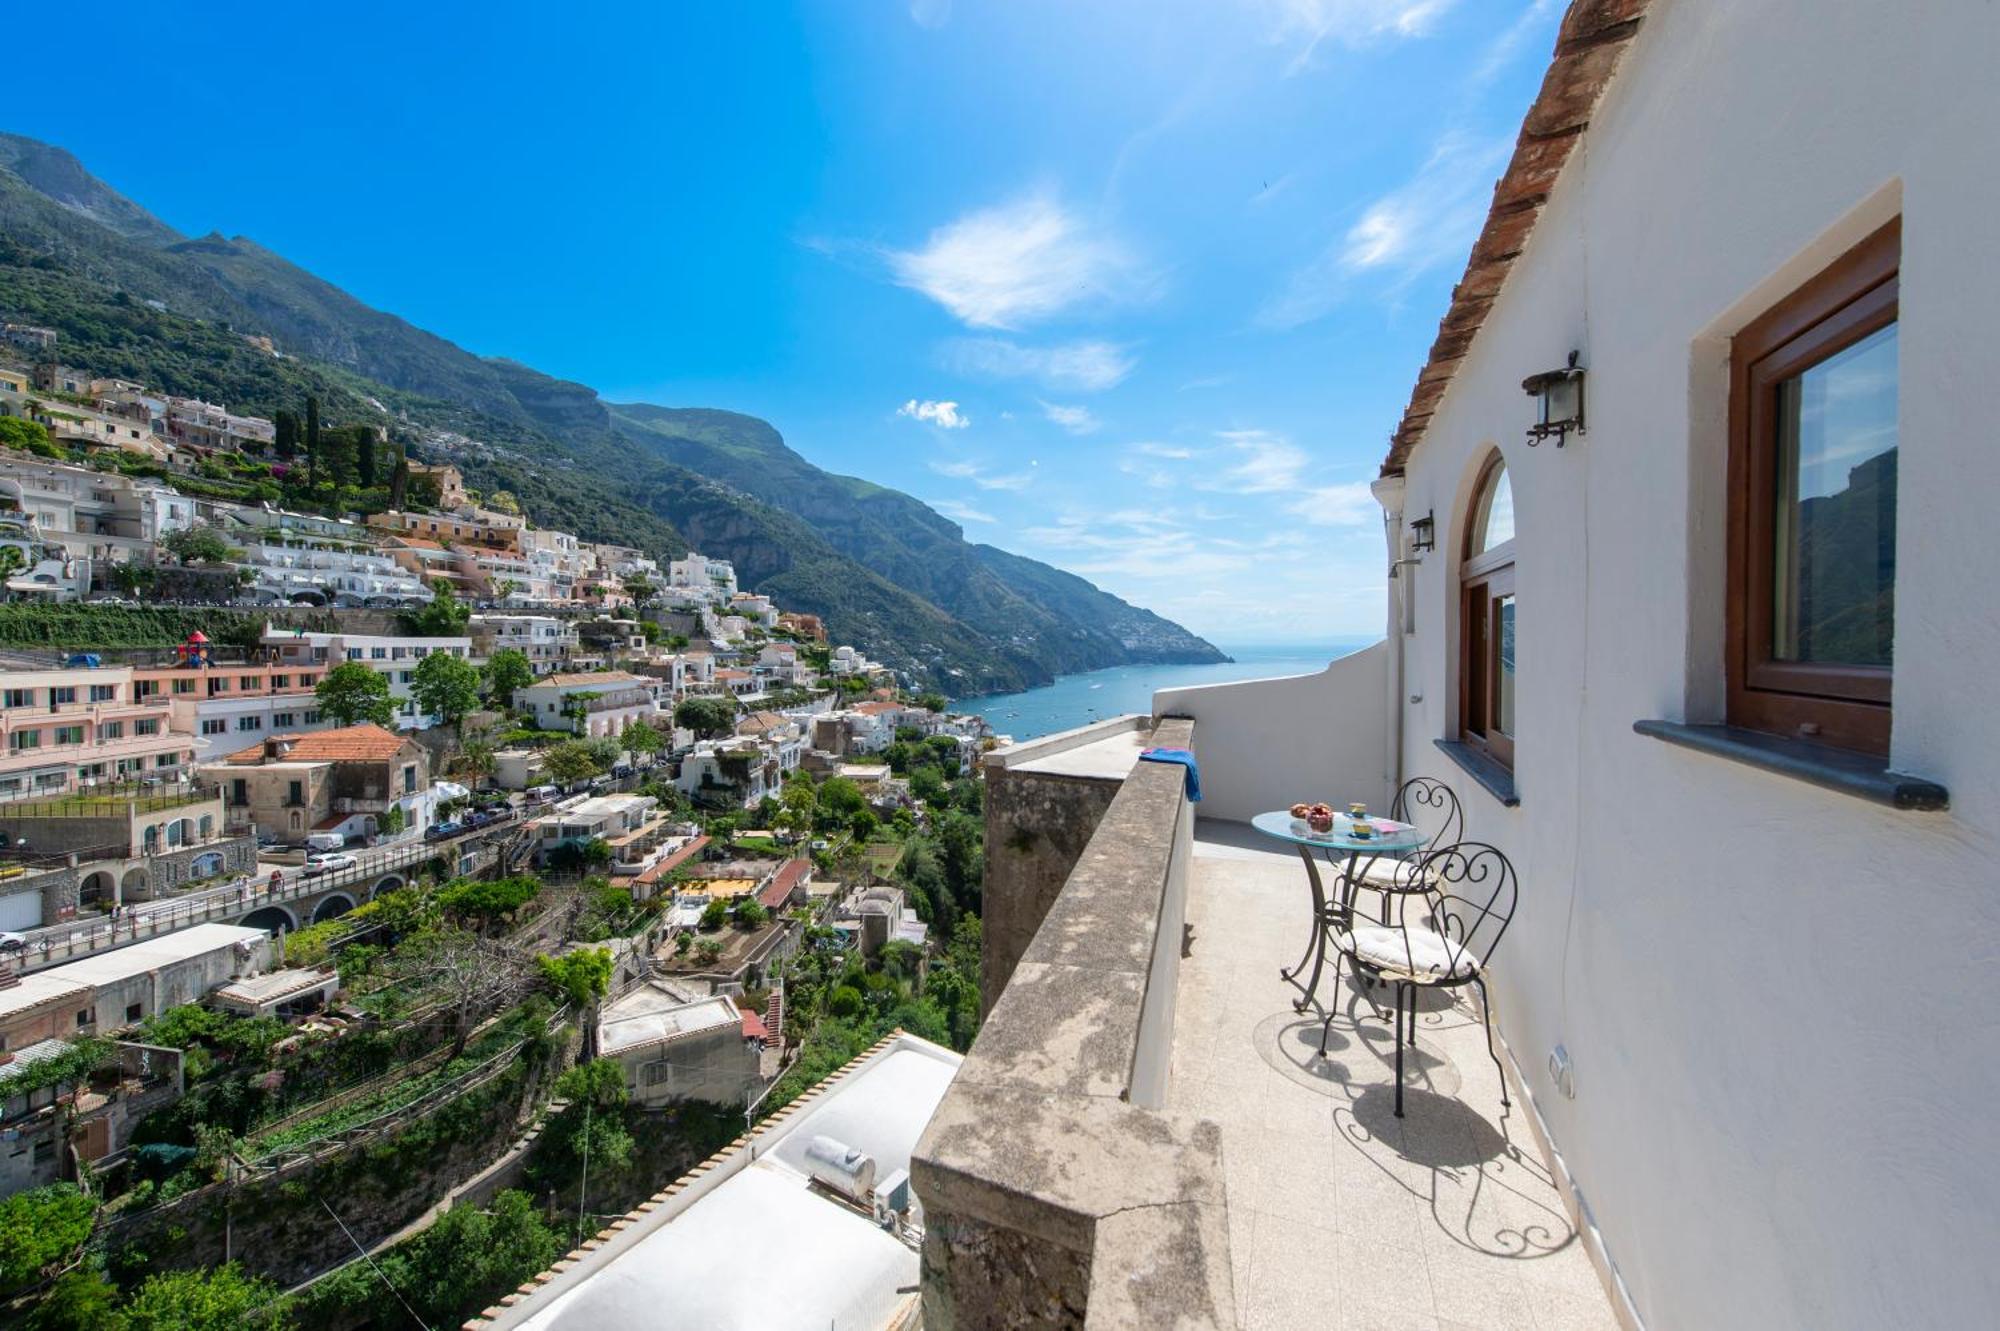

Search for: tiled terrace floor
xmin=1167 ymin=823 xmax=1619 ymax=1331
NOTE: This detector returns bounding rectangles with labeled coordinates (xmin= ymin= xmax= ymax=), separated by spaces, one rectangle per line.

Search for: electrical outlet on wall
xmin=1549 ymin=1044 xmax=1576 ymax=1099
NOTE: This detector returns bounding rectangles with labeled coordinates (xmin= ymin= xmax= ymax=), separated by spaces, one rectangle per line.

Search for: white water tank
xmin=803 ymin=1134 xmax=876 ymax=1200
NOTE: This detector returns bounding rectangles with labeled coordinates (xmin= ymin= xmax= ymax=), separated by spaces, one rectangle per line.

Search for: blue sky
xmin=6 ymin=0 xmax=1561 ymax=646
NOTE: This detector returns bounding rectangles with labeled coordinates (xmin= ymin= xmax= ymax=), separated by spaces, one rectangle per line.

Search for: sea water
xmin=954 ymin=641 xmax=1377 ymax=741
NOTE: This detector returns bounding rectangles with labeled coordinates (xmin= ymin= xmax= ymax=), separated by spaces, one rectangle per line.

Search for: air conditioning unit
xmin=872 ymin=1167 xmax=911 ymax=1228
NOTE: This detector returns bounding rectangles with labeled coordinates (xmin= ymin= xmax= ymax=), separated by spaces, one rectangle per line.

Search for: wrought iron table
xmin=1250 ymin=810 xmax=1427 ymax=1012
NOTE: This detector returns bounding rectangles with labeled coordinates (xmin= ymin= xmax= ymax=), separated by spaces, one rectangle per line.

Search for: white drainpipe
xmin=1370 ymin=474 xmax=1408 ymax=801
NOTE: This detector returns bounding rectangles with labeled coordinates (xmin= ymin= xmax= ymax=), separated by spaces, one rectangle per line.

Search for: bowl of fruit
xmin=1291 ymin=802 xmax=1336 ymax=835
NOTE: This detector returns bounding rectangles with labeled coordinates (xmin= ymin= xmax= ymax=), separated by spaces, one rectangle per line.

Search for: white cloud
xmin=1212 ymin=429 xmax=1312 ymax=494
xmin=897 ymin=398 xmax=970 ymax=429
xmin=1007 ymin=487 xmax=1388 ymax=639
xmin=1040 ymin=401 xmax=1100 ymax=435
xmin=1251 ymin=0 xmax=1460 ymax=73
xmin=928 ymin=459 xmax=1036 ymax=492
xmin=1195 ymin=429 xmax=1379 ymax=527
xmin=1287 ymin=480 xmax=1380 ymax=526
xmin=928 ymin=498 xmax=996 ymax=524
xmin=941 ymin=337 xmax=1137 ymax=392
xmin=1256 ymin=132 xmax=1511 ymax=328
xmin=888 ymin=192 xmax=1148 ymax=329
xmin=1132 ymin=442 xmax=1195 ymax=460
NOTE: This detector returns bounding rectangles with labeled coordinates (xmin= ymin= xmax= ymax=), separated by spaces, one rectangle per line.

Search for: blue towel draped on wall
xmin=1138 ymin=746 xmax=1202 ymax=802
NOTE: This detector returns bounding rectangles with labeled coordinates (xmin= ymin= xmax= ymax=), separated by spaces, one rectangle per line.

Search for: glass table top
xmin=1250 ymin=809 xmax=1427 ymax=853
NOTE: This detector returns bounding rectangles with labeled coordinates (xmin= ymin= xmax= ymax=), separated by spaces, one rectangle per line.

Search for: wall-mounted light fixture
xmin=1522 ymin=350 xmax=1585 ymax=447
xmin=1408 ymin=510 xmax=1436 ymax=554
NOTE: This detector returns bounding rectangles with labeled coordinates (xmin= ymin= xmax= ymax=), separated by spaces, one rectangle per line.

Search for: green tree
xmin=411 ymin=650 xmax=482 ymax=728
xmin=314 ymin=660 xmax=395 ymax=727
xmin=0 ymin=417 xmax=52 ymax=451
xmin=455 ymin=738 xmax=497 ymax=785
xmin=699 ymin=899 xmax=728 ymax=931
xmin=816 ymin=777 xmax=868 ymax=830
xmin=304 ymin=394 xmax=322 ymax=488
xmin=272 ymin=408 xmax=298 ymax=460
xmin=159 ymin=523 xmax=236 ymax=565
xmin=538 ymin=947 xmax=613 ymax=1009
xmin=674 ymin=695 xmax=736 ymax=740
xmin=732 ymin=900 xmax=769 ymax=930
xmin=356 ymin=426 xmax=378 ymax=489
xmin=483 ymin=648 xmax=535 ymax=708
xmin=0 ymin=1184 xmax=97 ymax=1295
xmin=547 ymin=835 xmax=612 ymax=874
xmin=537 ymin=1059 xmax=633 ymax=1186
xmin=914 ymin=691 xmax=948 ymax=713
xmin=774 ymin=777 xmax=818 ymax=842
xmin=387 ymin=446 xmax=410 ymax=509
xmin=910 ymin=767 xmax=948 ymax=805
xmin=621 ymin=720 xmax=663 ymax=759
xmin=25 ymin=1267 xmax=124 ymax=1330
xmin=121 ymin=1263 xmax=285 ymax=1331
xmin=542 ymin=740 xmax=603 ymax=785
xmin=401 ymin=579 xmax=471 ymax=636
xmin=438 ymin=874 xmax=541 ymax=924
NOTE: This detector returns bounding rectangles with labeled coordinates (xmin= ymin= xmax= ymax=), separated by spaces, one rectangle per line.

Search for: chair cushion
xmin=1351 ymin=855 xmax=1434 ymax=889
xmin=1335 ymin=923 xmax=1478 ymax=981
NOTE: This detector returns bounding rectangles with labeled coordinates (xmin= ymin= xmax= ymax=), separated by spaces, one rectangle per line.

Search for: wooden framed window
xmin=1727 ymin=219 xmax=1899 ymax=755
xmin=1460 ymin=452 xmax=1517 ymax=769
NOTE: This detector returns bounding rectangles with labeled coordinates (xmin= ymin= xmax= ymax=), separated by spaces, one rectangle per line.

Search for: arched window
xmin=1460 ymin=452 xmax=1517 ymax=771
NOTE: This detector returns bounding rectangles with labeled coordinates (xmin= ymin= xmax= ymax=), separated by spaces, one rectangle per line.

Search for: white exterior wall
xmin=1153 ymin=642 xmax=1389 ymax=824
xmin=1368 ymin=5 xmax=2000 ymax=1328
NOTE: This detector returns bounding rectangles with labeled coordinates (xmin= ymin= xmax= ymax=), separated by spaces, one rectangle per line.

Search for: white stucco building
xmin=667 ymin=552 xmax=736 ymax=599
xmin=471 ymin=613 xmax=578 ymax=676
xmin=514 ymin=671 xmax=660 ymax=738
xmin=1152 ymin=5 xmax=2000 ymax=1328
xmin=260 ymin=626 xmax=473 ymax=730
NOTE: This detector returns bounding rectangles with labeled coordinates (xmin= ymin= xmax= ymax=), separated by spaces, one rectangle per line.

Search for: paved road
xmin=8 ymin=816 xmax=532 ymax=975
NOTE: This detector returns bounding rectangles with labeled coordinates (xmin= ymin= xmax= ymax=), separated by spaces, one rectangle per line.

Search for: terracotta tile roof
xmin=1381 ymin=0 xmax=1651 ymax=477
xmin=741 ymin=1009 xmax=769 ymax=1043
xmin=758 ymin=857 xmax=812 ymax=911
xmin=634 ymin=835 xmax=710 ymax=885
xmin=714 ymin=668 xmax=751 ymax=680
xmin=737 ymin=711 xmax=792 ymax=736
xmin=222 ymin=724 xmax=412 ymax=765
xmin=852 ymin=701 xmax=902 ymax=716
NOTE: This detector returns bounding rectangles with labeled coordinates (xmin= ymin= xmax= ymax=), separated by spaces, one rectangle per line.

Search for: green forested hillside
xmin=0 ymin=130 xmax=1224 ymax=691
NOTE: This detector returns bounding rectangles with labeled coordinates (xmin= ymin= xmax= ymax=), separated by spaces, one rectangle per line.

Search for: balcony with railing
xmin=912 ymin=710 xmax=1620 ymax=1330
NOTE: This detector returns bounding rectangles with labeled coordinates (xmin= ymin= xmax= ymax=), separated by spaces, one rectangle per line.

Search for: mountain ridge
xmin=0 ymin=130 xmax=1225 ymax=692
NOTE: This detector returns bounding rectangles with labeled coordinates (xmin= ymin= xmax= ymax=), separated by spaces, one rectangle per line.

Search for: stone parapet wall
xmin=915 ymin=716 xmax=1235 ymax=1329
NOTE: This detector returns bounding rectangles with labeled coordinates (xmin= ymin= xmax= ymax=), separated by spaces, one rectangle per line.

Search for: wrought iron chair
xmin=1340 ymin=776 xmax=1462 ymax=923
xmin=1321 ymin=840 xmax=1518 ymax=1119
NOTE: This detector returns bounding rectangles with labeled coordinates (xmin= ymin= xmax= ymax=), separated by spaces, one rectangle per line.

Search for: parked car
xmin=426 ymin=820 xmax=464 ymax=842
xmin=305 ymin=832 xmax=348 ymax=854
xmin=463 ymin=810 xmax=498 ymax=830
xmin=304 ymin=853 xmax=356 ymax=876
xmin=0 ymin=932 xmax=26 ymax=954
xmin=611 ymin=763 xmax=633 ymax=779
xmin=525 ymin=785 xmax=558 ymax=804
